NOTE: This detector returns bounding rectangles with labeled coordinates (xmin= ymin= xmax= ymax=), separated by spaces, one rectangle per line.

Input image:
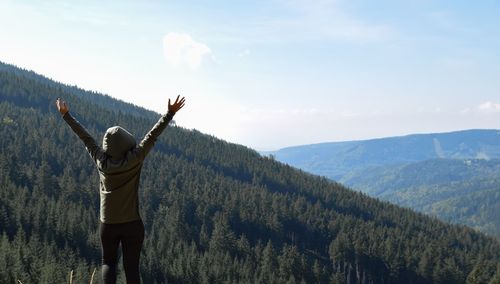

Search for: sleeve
xmin=62 ymin=112 xmax=106 ymax=163
xmin=138 ymin=112 xmax=175 ymax=157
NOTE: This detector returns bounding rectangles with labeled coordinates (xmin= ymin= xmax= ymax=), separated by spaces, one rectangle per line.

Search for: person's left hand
xmin=56 ymin=98 xmax=69 ymax=115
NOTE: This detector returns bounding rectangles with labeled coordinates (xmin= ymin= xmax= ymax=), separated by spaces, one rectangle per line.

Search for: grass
xmin=18 ymin=268 xmax=97 ymax=284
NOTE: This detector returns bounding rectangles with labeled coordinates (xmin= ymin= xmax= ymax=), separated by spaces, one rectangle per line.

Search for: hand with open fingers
xmin=168 ymin=95 xmax=186 ymax=114
xmin=56 ymin=98 xmax=69 ymax=115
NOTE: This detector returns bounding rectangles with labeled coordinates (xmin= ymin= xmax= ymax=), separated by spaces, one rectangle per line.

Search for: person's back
xmin=99 ymin=125 xmax=154 ymax=224
xmin=56 ymin=96 xmax=185 ymax=284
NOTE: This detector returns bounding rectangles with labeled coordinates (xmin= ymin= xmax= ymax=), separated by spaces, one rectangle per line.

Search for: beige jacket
xmin=63 ymin=111 xmax=174 ymax=224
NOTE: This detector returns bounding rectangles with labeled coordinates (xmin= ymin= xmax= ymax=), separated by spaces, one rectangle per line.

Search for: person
xmin=56 ymin=96 xmax=185 ymax=284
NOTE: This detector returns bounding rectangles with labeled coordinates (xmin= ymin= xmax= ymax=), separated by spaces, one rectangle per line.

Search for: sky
xmin=1 ymin=0 xmax=499 ymax=150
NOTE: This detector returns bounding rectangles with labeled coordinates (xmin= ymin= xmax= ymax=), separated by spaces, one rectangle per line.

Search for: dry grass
xmin=68 ymin=268 xmax=97 ymax=284
xmin=90 ymin=268 xmax=96 ymax=283
xmin=19 ymin=268 xmax=97 ymax=284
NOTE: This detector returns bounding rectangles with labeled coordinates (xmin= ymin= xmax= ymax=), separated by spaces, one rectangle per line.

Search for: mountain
xmin=268 ymin=130 xmax=500 ymax=180
xmin=341 ymin=158 xmax=500 ymax=238
xmin=0 ymin=62 xmax=158 ymax=120
xmin=268 ymin=132 xmax=500 ymax=238
xmin=1 ymin=61 xmax=500 ymax=283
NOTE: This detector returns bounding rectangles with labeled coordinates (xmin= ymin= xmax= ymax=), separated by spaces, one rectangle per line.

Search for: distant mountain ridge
xmin=342 ymin=158 xmax=500 ymax=195
xmin=267 ymin=131 xmax=500 ymax=238
xmin=341 ymin=158 xmax=500 ymax=237
xmin=269 ymin=129 xmax=500 ymax=179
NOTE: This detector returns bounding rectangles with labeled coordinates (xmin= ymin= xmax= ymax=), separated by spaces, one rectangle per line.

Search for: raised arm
xmin=56 ymin=98 xmax=106 ymax=163
xmin=138 ymin=95 xmax=185 ymax=156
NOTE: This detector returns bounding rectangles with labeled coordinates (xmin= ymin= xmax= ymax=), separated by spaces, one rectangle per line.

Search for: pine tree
xmin=209 ymin=213 xmax=236 ymax=254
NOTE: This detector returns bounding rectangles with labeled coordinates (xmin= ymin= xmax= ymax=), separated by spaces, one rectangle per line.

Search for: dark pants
xmin=100 ymin=219 xmax=145 ymax=284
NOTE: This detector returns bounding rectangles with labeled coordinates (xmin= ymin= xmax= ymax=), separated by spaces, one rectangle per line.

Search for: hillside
xmin=1 ymin=61 xmax=500 ymax=283
xmin=341 ymin=158 xmax=500 ymax=195
xmin=341 ymin=159 xmax=500 ymax=237
xmin=268 ymin=130 xmax=500 ymax=180
xmin=387 ymin=176 xmax=500 ymax=237
xmin=269 ymin=133 xmax=500 ymax=238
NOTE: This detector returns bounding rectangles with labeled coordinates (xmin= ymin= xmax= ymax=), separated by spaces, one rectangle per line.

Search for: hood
xmin=102 ymin=126 xmax=136 ymax=159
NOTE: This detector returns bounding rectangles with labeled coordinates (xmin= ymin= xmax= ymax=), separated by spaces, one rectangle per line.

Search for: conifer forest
xmin=1 ymin=62 xmax=499 ymax=283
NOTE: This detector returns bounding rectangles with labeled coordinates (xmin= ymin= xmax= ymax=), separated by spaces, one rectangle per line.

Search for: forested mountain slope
xmin=341 ymin=158 xmax=500 ymax=238
xmin=268 ymin=132 xmax=500 ymax=239
xmin=268 ymin=130 xmax=500 ymax=180
xmin=0 ymin=62 xmax=157 ymax=120
xmin=1 ymin=61 xmax=500 ymax=283
xmin=341 ymin=158 xmax=500 ymax=195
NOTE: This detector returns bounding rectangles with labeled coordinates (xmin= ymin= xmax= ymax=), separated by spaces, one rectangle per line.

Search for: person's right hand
xmin=168 ymin=95 xmax=186 ymax=114
xmin=56 ymin=98 xmax=69 ymax=115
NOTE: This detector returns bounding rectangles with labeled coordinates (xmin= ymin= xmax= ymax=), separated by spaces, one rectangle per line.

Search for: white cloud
xmin=478 ymin=101 xmax=500 ymax=112
xmin=163 ymin=32 xmax=212 ymax=70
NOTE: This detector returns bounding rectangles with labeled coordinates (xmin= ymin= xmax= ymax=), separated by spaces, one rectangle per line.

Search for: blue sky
xmin=1 ymin=0 xmax=499 ymax=150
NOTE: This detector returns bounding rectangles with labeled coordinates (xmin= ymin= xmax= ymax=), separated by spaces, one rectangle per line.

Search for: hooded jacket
xmin=63 ymin=111 xmax=174 ymax=224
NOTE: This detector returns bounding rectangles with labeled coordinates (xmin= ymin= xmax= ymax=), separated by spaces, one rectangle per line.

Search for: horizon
xmin=4 ymin=58 xmax=499 ymax=152
xmin=1 ymin=1 xmax=499 ymax=150
xmin=266 ymin=128 xmax=500 ymax=152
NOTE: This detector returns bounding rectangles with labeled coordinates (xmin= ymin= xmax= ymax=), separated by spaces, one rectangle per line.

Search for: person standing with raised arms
xmin=56 ymin=95 xmax=186 ymax=284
